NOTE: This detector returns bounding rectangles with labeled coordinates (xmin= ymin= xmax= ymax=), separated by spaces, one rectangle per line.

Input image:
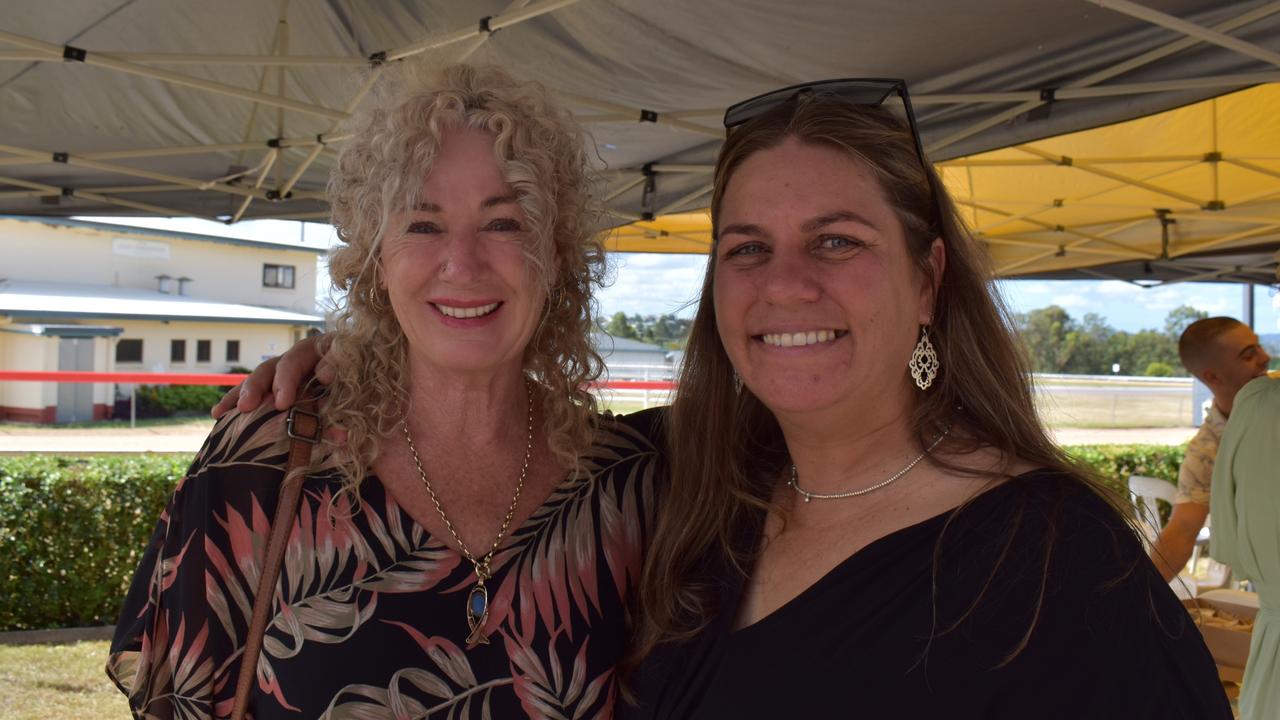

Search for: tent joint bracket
xmin=63 ymin=45 xmax=87 ymax=62
xmin=479 ymin=16 xmax=499 ymax=35
xmin=639 ymin=109 xmax=658 ymax=123
xmin=51 ymin=152 xmax=69 ymax=163
xmin=368 ymin=51 xmax=388 ymax=67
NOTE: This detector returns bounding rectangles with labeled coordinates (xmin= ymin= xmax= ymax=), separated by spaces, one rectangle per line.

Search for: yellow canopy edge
xmin=605 ymin=84 xmax=1280 ymax=279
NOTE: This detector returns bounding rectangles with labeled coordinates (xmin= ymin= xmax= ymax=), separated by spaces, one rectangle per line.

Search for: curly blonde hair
xmin=319 ymin=62 xmax=606 ymax=491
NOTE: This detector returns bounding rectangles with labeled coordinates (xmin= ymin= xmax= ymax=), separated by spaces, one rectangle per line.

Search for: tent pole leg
xmin=131 ymin=386 xmax=136 ymax=428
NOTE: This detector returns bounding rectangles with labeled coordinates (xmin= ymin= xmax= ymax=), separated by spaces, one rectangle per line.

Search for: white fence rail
xmin=595 ymin=365 xmax=1201 ymax=426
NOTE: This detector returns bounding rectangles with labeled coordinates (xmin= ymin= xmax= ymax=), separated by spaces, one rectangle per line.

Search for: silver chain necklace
xmin=788 ymin=426 xmax=951 ymax=503
xmin=400 ymin=380 xmax=533 ymax=647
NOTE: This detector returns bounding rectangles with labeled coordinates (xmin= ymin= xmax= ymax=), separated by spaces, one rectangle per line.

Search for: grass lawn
xmin=600 ymin=384 xmax=1194 ymax=429
xmin=1034 ymin=389 xmax=1191 ymax=428
xmin=599 ymin=399 xmax=655 ymax=416
xmin=0 ymin=640 xmax=129 ymax=720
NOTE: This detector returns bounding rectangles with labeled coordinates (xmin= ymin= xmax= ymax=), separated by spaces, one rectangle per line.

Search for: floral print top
xmin=107 ymin=405 xmax=664 ymax=720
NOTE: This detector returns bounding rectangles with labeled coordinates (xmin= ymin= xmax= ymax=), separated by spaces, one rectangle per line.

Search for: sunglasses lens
xmin=723 ymin=80 xmax=899 ymax=129
xmin=723 ymin=79 xmax=926 ymax=169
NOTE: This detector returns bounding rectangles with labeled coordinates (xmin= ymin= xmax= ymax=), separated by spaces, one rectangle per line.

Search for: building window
xmin=171 ymin=339 xmax=186 ymax=363
xmin=226 ymin=340 xmax=240 ymax=363
xmin=116 ymin=339 xmax=143 ymax=363
xmin=197 ymin=340 xmax=211 ymax=363
xmin=263 ymin=264 xmax=296 ymax=289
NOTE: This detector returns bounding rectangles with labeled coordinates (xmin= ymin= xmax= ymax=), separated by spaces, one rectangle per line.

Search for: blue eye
xmin=485 ymin=218 xmax=524 ymax=232
xmin=726 ymin=242 xmax=766 ymax=258
xmin=406 ymin=221 xmax=440 ymax=234
xmin=818 ymin=235 xmax=862 ymax=249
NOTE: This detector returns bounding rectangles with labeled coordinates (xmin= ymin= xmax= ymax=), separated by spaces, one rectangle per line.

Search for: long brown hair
xmin=631 ymin=93 xmax=1114 ymax=662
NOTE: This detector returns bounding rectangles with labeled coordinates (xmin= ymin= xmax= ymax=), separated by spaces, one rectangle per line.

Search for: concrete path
xmin=0 ymin=625 xmax=113 ymax=646
xmin=1050 ymin=426 xmax=1197 ymax=446
xmin=0 ymin=420 xmax=1197 ymax=454
xmin=0 ymin=419 xmax=213 ymax=454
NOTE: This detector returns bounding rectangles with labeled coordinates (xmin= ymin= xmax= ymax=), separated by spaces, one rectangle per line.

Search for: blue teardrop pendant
xmin=465 ymin=581 xmax=490 ymax=647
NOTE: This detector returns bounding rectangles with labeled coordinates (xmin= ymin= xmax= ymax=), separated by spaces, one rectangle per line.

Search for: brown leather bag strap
xmin=230 ymin=396 xmax=321 ymax=720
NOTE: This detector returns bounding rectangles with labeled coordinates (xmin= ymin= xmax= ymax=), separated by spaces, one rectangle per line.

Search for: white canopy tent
xmin=0 ymin=0 xmax=1278 ymax=285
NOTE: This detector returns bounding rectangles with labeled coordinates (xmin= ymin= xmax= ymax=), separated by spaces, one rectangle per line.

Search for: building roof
xmin=0 ymin=323 xmax=124 ymax=338
xmin=0 ymin=280 xmax=325 ymax=326
xmin=592 ymin=332 xmax=668 ymax=354
xmin=0 ymin=215 xmax=330 ymax=255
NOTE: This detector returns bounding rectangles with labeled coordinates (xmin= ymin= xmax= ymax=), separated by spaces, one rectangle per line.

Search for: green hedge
xmin=135 ymin=384 xmax=229 ymax=416
xmin=0 ymin=455 xmax=188 ymax=631
xmin=0 ymin=445 xmax=1187 ymax=632
xmin=1065 ymin=443 xmax=1184 ymax=496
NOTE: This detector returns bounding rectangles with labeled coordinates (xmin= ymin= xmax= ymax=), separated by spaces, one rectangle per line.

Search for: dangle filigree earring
xmin=909 ymin=326 xmax=940 ymax=390
xmin=733 ymin=370 xmax=743 ymax=395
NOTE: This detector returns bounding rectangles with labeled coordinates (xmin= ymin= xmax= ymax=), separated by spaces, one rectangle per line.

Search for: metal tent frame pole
xmin=928 ymin=3 xmax=1280 ymax=154
xmin=1094 ymin=0 xmax=1280 ymax=68
xmin=0 ymin=29 xmax=348 ymax=121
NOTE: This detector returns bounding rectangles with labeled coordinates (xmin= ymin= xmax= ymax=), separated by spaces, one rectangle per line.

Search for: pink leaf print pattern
xmin=108 ymin=406 xmax=663 ymax=719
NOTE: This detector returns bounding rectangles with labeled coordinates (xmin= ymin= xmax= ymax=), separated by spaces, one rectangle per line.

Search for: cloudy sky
xmin=85 ymin=216 xmax=1279 ymax=335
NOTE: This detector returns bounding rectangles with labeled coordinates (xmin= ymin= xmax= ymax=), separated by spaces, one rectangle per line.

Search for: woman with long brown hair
xmin=621 ymin=81 xmax=1229 ymax=718
xmin=224 ymin=80 xmax=1231 ymax=718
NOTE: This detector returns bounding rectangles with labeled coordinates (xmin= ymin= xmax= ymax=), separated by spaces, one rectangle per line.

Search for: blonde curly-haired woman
xmin=108 ymin=64 xmax=663 ymax=720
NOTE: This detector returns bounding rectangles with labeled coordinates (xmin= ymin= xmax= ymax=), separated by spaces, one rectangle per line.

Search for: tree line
xmin=1014 ymin=305 xmax=1210 ymax=376
xmin=599 ymin=305 xmax=1278 ymax=377
xmin=598 ymin=312 xmax=692 ymax=349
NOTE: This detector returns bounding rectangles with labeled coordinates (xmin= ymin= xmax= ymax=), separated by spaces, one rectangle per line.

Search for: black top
xmin=108 ymin=406 xmax=665 ymax=719
xmin=626 ymin=470 xmax=1231 ymax=719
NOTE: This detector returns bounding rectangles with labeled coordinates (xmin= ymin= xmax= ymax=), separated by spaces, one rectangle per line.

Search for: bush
xmin=1065 ymin=443 xmax=1183 ymax=492
xmin=0 ymin=444 xmax=1188 ymax=631
xmin=0 ymin=455 xmax=188 ymax=631
xmin=1065 ymin=443 xmax=1184 ymax=525
xmin=1143 ymin=361 xmax=1177 ymax=377
xmin=134 ymin=384 xmax=227 ymax=416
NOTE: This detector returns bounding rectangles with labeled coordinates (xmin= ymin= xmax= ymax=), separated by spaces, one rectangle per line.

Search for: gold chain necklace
xmin=400 ymin=380 xmax=533 ymax=647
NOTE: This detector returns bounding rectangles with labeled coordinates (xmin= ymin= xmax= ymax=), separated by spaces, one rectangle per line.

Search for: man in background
xmin=1149 ymin=317 xmax=1272 ymax=582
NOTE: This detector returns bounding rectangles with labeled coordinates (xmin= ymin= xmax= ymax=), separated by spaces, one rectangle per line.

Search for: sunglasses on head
xmin=722 ymin=78 xmax=930 ymax=175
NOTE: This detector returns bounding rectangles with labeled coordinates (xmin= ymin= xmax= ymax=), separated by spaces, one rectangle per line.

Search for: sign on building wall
xmin=112 ymin=238 xmax=171 ymax=260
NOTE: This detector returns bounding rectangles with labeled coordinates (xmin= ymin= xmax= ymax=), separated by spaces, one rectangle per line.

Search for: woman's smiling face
xmin=713 ymin=136 xmax=941 ymax=418
xmin=380 ymin=127 xmax=545 ymax=377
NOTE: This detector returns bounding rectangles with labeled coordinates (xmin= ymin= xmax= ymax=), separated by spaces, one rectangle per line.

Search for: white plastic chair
xmin=1128 ymin=474 xmax=1176 ymax=548
xmin=1128 ymin=474 xmax=1228 ymax=593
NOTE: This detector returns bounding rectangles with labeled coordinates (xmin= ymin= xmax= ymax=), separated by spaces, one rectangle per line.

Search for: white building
xmin=592 ymin=332 xmax=672 ymax=379
xmin=0 ymin=216 xmax=325 ymax=423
